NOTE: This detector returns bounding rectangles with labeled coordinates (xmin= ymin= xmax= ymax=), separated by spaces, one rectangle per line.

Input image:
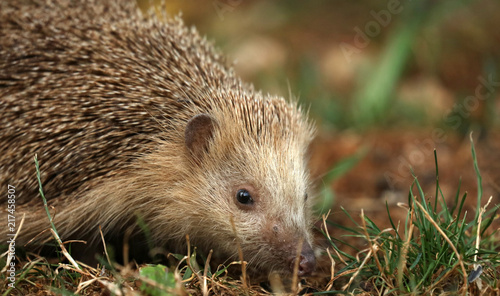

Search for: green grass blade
xmin=340 ymin=206 xmax=361 ymax=228
xmin=454 ymin=192 xmax=468 ymax=233
xmin=433 ymin=149 xmax=439 ymax=213
xmin=386 ymin=201 xmax=402 ymax=240
xmin=325 ymin=220 xmax=362 ymax=235
xmin=34 ymin=154 xmax=60 ymax=241
xmin=469 ymin=133 xmax=483 ymax=222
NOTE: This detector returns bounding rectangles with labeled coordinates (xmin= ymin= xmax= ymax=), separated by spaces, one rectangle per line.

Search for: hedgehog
xmin=0 ymin=0 xmax=316 ymax=278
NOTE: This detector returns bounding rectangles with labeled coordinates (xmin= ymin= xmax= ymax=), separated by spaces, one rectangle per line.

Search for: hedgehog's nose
xmin=289 ymin=242 xmax=316 ymax=277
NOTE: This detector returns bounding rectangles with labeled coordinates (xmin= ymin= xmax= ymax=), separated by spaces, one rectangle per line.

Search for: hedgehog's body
xmin=0 ymin=0 xmax=315 ymax=277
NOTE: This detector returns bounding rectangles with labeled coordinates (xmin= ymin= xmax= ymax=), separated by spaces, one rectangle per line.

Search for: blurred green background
xmin=138 ymin=0 xmax=499 ymax=134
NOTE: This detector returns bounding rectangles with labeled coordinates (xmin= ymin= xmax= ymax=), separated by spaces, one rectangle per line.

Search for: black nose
xmin=289 ymin=243 xmax=316 ymax=277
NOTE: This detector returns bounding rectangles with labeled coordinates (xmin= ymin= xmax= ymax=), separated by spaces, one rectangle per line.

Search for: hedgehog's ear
xmin=185 ymin=114 xmax=217 ymax=159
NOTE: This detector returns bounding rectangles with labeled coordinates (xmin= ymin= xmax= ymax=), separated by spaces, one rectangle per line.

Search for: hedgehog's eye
xmin=236 ymin=189 xmax=253 ymax=205
xmin=305 ymin=193 xmax=309 ymax=201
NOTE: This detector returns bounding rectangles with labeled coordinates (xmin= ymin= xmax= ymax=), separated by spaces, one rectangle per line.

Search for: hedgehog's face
xmin=184 ymin=113 xmax=316 ymax=278
xmin=226 ymin=166 xmax=316 ymax=278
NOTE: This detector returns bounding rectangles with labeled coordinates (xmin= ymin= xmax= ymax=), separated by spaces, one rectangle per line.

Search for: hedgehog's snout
xmin=264 ymin=220 xmax=316 ymax=276
xmin=288 ymin=242 xmax=316 ymax=277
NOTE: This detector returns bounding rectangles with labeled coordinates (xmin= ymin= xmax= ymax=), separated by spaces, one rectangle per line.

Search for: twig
xmin=325 ymin=247 xmax=336 ymax=291
xmin=397 ymin=205 xmax=415 ymax=289
xmin=99 ymin=225 xmax=112 ymax=267
xmin=342 ymin=248 xmax=373 ymax=291
xmin=202 ymin=249 xmax=213 ymax=296
xmin=50 ymin=228 xmax=82 ymax=271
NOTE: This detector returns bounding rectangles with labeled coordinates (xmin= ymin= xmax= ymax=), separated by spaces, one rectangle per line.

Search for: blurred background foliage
xmin=138 ymin=0 xmax=499 ymax=134
xmin=136 ymin=0 xmax=500 ymax=222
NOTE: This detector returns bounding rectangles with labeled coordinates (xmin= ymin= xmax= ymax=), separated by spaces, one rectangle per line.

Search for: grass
xmin=1 ymin=135 xmax=499 ymax=295
xmin=323 ymin=134 xmax=500 ymax=295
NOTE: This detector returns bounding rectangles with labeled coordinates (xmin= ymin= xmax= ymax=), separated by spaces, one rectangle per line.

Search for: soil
xmin=310 ymin=129 xmax=500 ymax=254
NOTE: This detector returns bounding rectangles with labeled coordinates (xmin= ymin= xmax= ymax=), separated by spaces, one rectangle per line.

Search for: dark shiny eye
xmin=236 ymin=189 xmax=253 ymax=205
